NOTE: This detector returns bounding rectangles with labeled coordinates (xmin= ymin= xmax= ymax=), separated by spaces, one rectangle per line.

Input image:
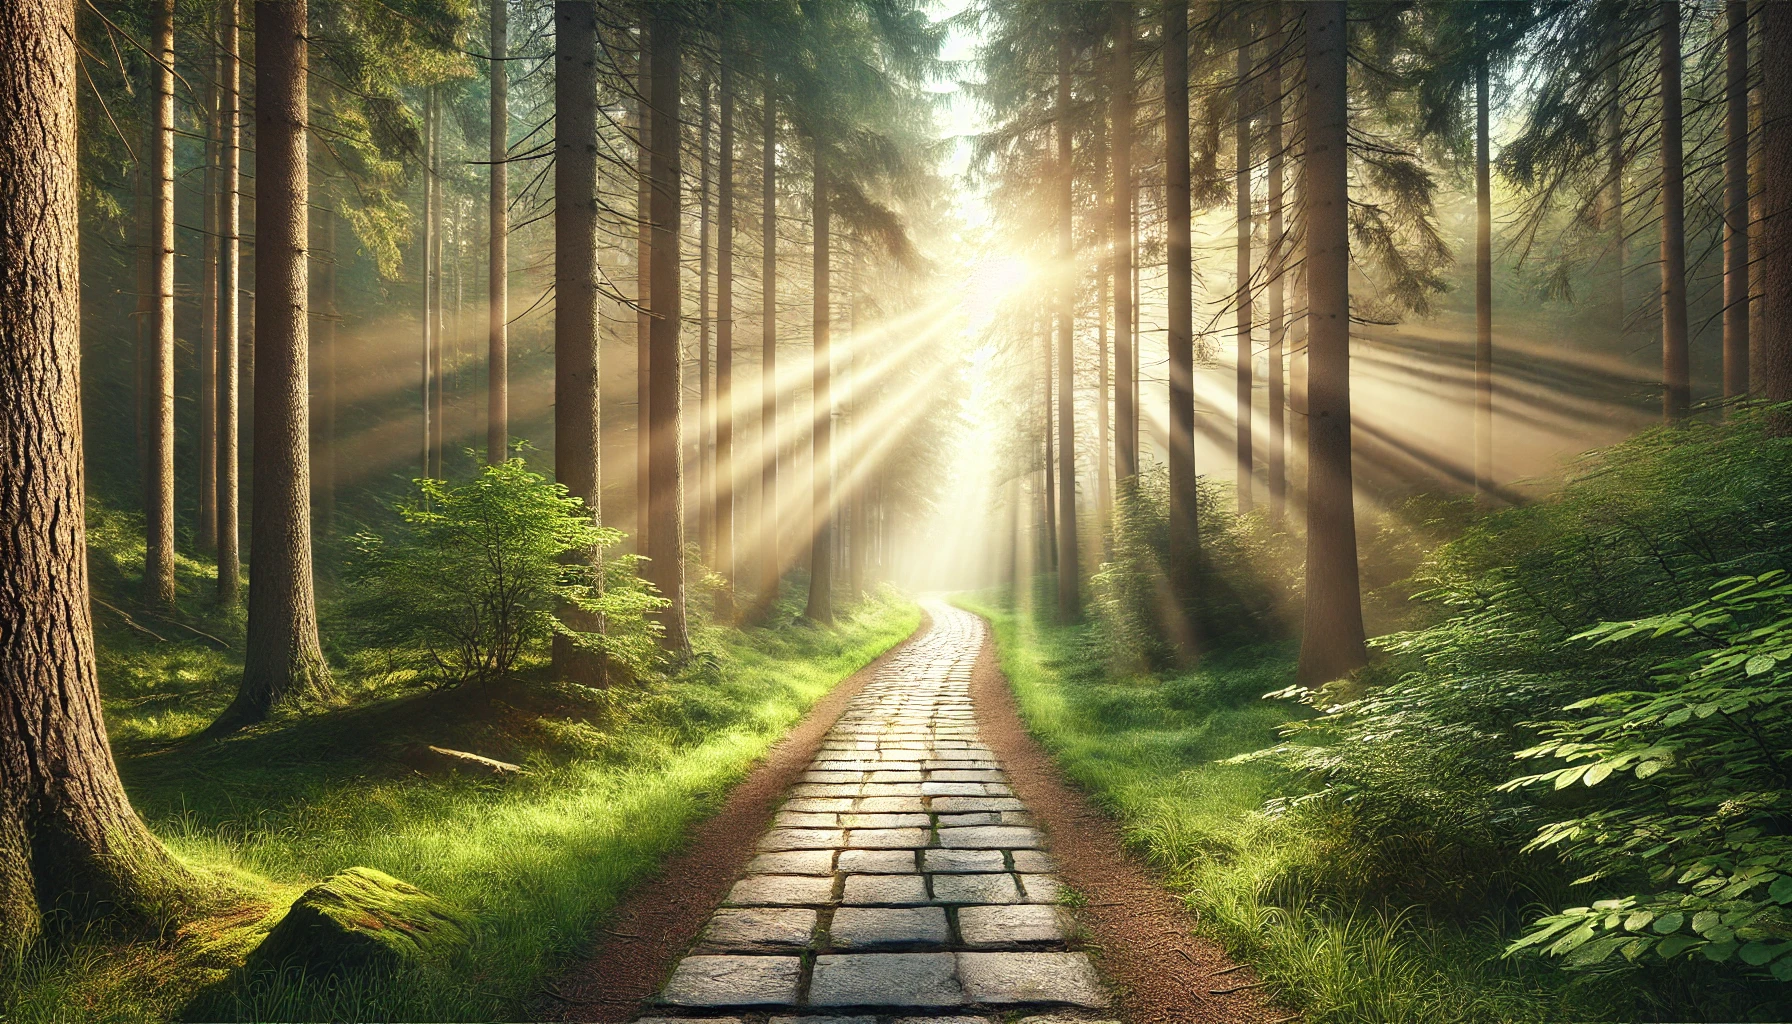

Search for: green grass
xmin=955 ymin=591 xmax=1634 ymax=1024
xmin=5 ymin=558 xmax=918 ymax=1023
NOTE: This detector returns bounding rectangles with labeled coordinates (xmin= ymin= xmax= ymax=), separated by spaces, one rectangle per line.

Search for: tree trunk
xmin=1267 ymin=1 xmax=1287 ymax=528
xmin=217 ymin=0 xmax=241 ymax=605
xmin=551 ymin=0 xmax=606 ymax=685
xmin=637 ymin=48 xmax=652 ymax=552
xmin=1235 ymin=28 xmax=1254 ymax=515
xmin=1724 ymin=0 xmax=1750 ymax=404
xmin=849 ymin=250 xmax=868 ymax=602
xmin=421 ymin=89 xmax=435 ymax=480
xmin=224 ymin=0 xmax=333 ymax=725
xmin=760 ymin=84 xmax=779 ymax=611
xmin=0 ymin=0 xmax=189 ymax=951
xmin=1295 ymin=0 xmax=1367 ymax=688
xmin=199 ymin=49 xmax=219 ymax=555
xmin=145 ymin=0 xmax=177 ymax=607
xmin=1042 ymin=317 xmax=1056 ymax=572
xmin=1762 ymin=0 xmax=1792 ymax=429
xmin=1112 ymin=2 xmax=1136 ymax=484
xmin=1660 ymin=0 xmax=1690 ymax=422
xmin=488 ymin=0 xmax=508 ymax=462
xmin=805 ymin=143 xmax=834 ymax=624
xmin=1054 ymin=24 xmax=1080 ymax=621
xmin=1608 ymin=48 xmax=1626 ymax=332
xmin=313 ymin=209 xmax=336 ymax=534
xmin=648 ymin=9 xmax=690 ymax=652
xmin=1165 ymin=0 xmax=1197 ymax=600
xmin=1475 ymin=59 xmax=1494 ymax=497
xmin=698 ymin=72 xmax=714 ymax=561
xmin=429 ymin=96 xmax=445 ymax=476
xmin=716 ymin=48 xmax=736 ymax=621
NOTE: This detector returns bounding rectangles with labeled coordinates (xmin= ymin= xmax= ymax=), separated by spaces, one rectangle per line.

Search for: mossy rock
xmin=246 ymin=866 xmax=469 ymax=979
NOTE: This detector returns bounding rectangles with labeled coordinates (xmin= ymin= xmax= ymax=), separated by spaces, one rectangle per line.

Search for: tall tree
xmin=199 ymin=47 xmax=220 ymax=555
xmin=217 ymin=0 xmax=241 ymax=605
xmin=698 ymin=71 xmax=714 ymax=560
xmin=636 ymin=47 xmax=652 ymax=551
xmin=1042 ymin=315 xmax=1056 ymax=569
xmin=1112 ymin=1 xmax=1136 ymax=484
xmin=429 ymin=94 xmax=445 ymax=476
xmin=420 ymin=89 xmax=436 ymax=480
xmin=1054 ymin=19 xmax=1079 ymax=621
xmin=488 ymin=0 xmax=509 ymax=461
xmin=805 ymin=142 xmax=833 ymax=623
xmin=1723 ymin=0 xmax=1749 ymax=403
xmin=715 ymin=44 xmax=736 ymax=621
xmin=1762 ymin=0 xmax=1792 ymax=431
xmin=552 ymin=0 xmax=605 ymax=685
xmin=223 ymin=0 xmax=334 ymax=725
xmin=0 ymin=0 xmax=188 ymax=949
xmin=145 ymin=0 xmax=176 ymax=607
xmin=647 ymin=6 xmax=691 ymax=652
xmin=1475 ymin=56 xmax=1493 ymax=496
xmin=1166 ymin=0 xmax=1196 ymax=592
xmin=1235 ymin=23 xmax=1254 ymax=515
xmin=1296 ymin=0 xmax=1368 ymax=687
xmin=1659 ymin=0 xmax=1689 ymax=422
xmin=314 ymin=209 xmax=337 ymax=533
xmin=760 ymin=82 xmax=779 ymax=609
xmin=1266 ymin=2 xmax=1288 ymax=527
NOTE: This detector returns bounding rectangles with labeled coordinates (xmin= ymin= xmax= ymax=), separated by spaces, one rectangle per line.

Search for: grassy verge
xmin=955 ymin=592 xmax=1623 ymax=1024
xmin=5 ymin=573 xmax=918 ymax=1023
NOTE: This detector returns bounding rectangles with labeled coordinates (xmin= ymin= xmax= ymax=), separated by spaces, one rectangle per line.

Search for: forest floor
xmin=951 ymin=594 xmax=1613 ymax=1024
xmin=2 ymin=540 xmax=919 ymax=1023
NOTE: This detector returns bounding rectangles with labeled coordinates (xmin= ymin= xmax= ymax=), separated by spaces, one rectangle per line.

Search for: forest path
xmin=636 ymin=601 xmax=1114 ymax=1022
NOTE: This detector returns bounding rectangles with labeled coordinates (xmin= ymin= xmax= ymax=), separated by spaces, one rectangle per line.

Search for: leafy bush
xmin=345 ymin=458 xmax=664 ymax=686
xmin=1506 ymin=572 xmax=1792 ymax=977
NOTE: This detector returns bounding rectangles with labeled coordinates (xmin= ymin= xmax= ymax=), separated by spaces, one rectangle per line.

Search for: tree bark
xmin=1235 ymin=27 xmax=1254 ymax=515
xmin=429 ymin=95 xmax=445 ymax=477
xmin=716 ymin=47 xmax=736 ymax=621
xmin=1475 ymin=59 xmax=1493 ymax=497
xmin=1166 ymin=0 xmax=1196 ymax=600
xmin=699 ymin=72 xmax=714 ymax=561
xmin=0 ymin=0 xmax=188 ymax=951
xmin=806 ymin=143 xmax=834 ymax=624
xmin=1042 ymin=316 xmax=1056 ymax=571
xmin=760 ymin=83 xmax=779 ymax=611
xmin=199 ymin=48 xmax=219 ymax=555
xmin=145 ymin=0 xmax=177 ymax=607
xmin=637 ymin=47 xmax=652 ymax=552
xmin=489 ymin=0 xmax=509 ymax=462
xmin=1267 ymin=1 xmax=1287 ymax=528
xmin=1660 ymin=0 xmax=1690 ymax=422
xmin=1054 ymin=23 xmax=1080 ymax=621
xmin=421 ymin=89 xmax=436 ymax=480
xmin=551 ymin=0 xmax=606 ymax=685
xmin=217 ymin=0 xmax=241 ymax=605
xmin=1296 ymin=0 xmax=1367 ymax=688
xmin=1762 ymin=0 xmax=1792 ymax=428
xmin=224 ymin=0 xmax=333 ymax=725
xmin=1608 ymin=47 xmax=1626 ymax=332
xmin=313 ymin=209 xmax=337 ymax=534
xmin=848 ymin=248 xmax=867 ymax=601
xmin=648 ymin=8 xmax=690 ymax=652
xmin=1111 ymin=2 xmax=1136 ymax=484
xmin=1724 ymin=0 xmax=1750 ymax=403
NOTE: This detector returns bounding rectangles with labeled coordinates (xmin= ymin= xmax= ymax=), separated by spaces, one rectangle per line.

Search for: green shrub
xmin=345 ymin=458 xmax=664 ymax=686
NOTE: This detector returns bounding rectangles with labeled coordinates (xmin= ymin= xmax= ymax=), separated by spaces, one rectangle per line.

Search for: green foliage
xmin=1505 ymin=572 xmax=1792 ymax=976
xmin=344 ymin=458 xmax=664 ymax=687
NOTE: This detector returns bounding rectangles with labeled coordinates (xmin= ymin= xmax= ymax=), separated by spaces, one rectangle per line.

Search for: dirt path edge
xmin=965 ymin=611 xmax=1290 ymax=1024
xmin=532 ymin=609 xmax=932 ymax=1023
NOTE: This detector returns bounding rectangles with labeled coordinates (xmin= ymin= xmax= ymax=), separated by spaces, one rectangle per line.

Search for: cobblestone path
xmin=640 ymin=601 xmax=1111 ymax=1023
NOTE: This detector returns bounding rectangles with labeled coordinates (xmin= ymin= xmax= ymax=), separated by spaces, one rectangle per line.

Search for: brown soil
xmin=966 ymin=621 xmax=1293 ymax=1024
xmin=531 ymin=611 xmax=931 ymax=1023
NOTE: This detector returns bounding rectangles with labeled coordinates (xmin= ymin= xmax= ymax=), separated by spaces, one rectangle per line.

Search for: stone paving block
xmin=930 ymin=797 xmax=1024 ymax=813
xmin=845 ymin=827 xmax=931 ymax=849
xmin=855 ymin=796 xmax=927 ymax=814
xmin=774 ymin=811 xmax=840 ymax=828
xmin=986 ymin=783 xmax=1014 ymax=797
xmin=893 ymin=1017 xmax=993 ymax=1024
xmin=927 ymin=770 xmax=1005 ymax=783
xmin=791 ymin=784 xmax=862 ymax=799
xmin=929 ymin=872 xmax=1022 ymax=904
xmin=956 ymin=905 xmax=1067 ymax=947
xmin=924 ymin=760 xmax=1001 ymax=771
xmin=938 ymin=826 xmax=1043 ymax=850
xmin=841 ymin=873 xmax=929 ymax=905
xmin=1011 ymin=850 xmax=1056 ymax=873
xmin=699 ymin=908 xmax=819 ymax=952
xmin=839 ymin=812 xmax=930 ymax=829
xmin=759 ymin=828 xmax=847 ymax=851
xmin=770 ymin=1017 xmax=880 ymax=1024
xmin=1018 ymin=874 xmax=1062 ymax=903
xmin=661 ymin=955 xmax=803 ymax=1006
xmin=922 ymin=849 xmax=1005 ymax=873
xmin=861 ymin=783 xmax=924 ymax=797
xmin=1000 ymin=811 xmax=1035 ymax=825
xmin=639 ymin=1018 xmax=746 ymax=1024
xmin=922 ymin=782 xmax=988 ymax=796
xmin=726 ymin=874 xmax=836 ymax=906
xmin=784 ymin=798 xmax=855 ymax=813
xmin=829 ymin=906 xmax=950 ymax=949
xmin=935 ymin=812 xmax=1001 ymax=827
xmin=747 ymin=850 xmax=835 ymax=875
xmin=809 ymin=953 xmax=965 ymax=1007
xmin=837 ymin=849 xmax=916 ymax=873
xmin=804 ymin=771 xmax=865 ymax=784
xmin=867 ymin=771 xmax=925 ymax=783
xmin=956 ymin=952 xmax=1107 ymax=1006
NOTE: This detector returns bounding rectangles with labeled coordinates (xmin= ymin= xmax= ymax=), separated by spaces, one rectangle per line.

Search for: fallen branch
xmin=1210 ymin=979 xmax=1274 ymax=995
xmin=92 ymin=597 xmax=169 ymax=643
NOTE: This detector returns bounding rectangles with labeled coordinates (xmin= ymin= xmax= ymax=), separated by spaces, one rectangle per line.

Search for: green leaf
xmin=1704 ymin=940 xmax=1739 ymax=963
xmin=1653 ymin=912 xmax=1685 ymax=934
xmin=1624 ymin=910 xmax=1657 ymax=932
xmin=1693 ymin=911 xmax=1724 ymax=936
xmin=1554 ymin=766 xmax=1586 ymax=790
xmin=1774 ymin=956 xmax=1792 ymax=982
xmin=1583 ymin=763 xmax=1614 ymax=786
xmin=1746 ymin=654 xmax=1776 ymax=676
xmin=1657 ymin=933 xmax=1701 ymax=959
xmin=1771 ymin=876 xmax=1792 ymax=904
xmin=1740 ymin=941 xmax=1778 ymax=966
